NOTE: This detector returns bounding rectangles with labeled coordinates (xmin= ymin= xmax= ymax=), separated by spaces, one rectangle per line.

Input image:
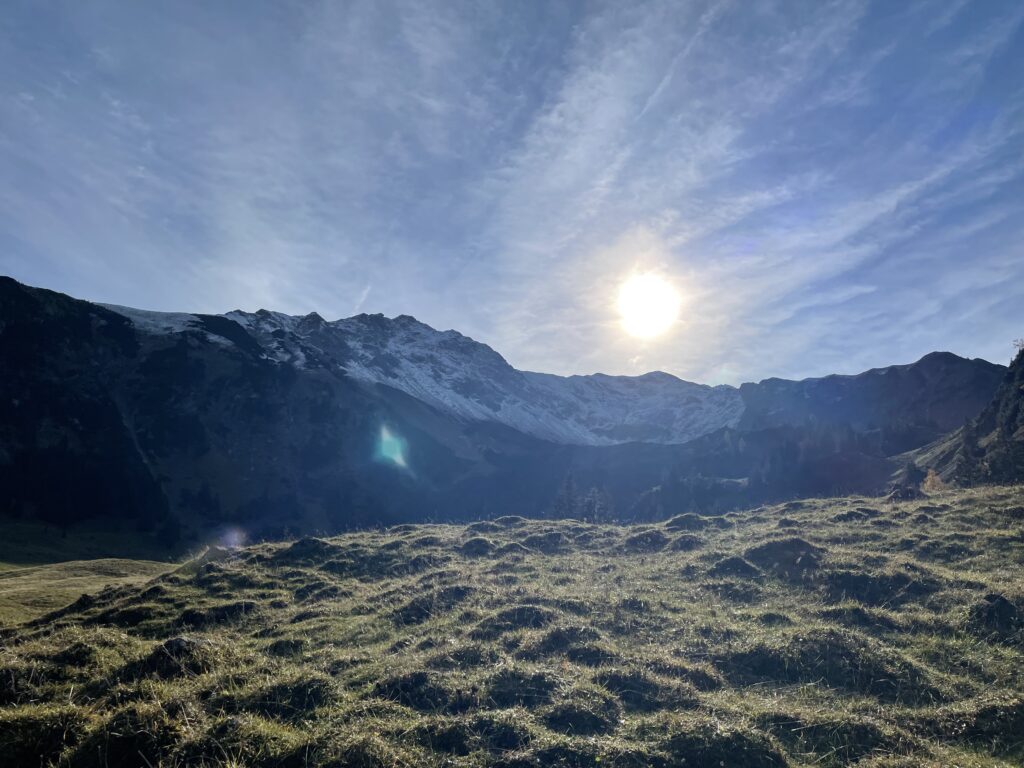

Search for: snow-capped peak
xmin=103 ymin=303 xmax=744 ymax=445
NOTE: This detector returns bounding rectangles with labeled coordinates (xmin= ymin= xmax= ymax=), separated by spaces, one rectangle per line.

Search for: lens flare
xmin=377 ymin=425 xmax=408 ymax=468
xmin=218 ymin=526 xmax=247 ymax=549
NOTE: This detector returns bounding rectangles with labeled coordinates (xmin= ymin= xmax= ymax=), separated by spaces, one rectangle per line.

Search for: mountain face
xmin=971 ymin=347 xmax=1024 ymax=482
xmin=99 ymin=301 xmax=1004 ymax=451
xmin=739 ymin=351 xmax=1007 ymax=455
xmin=193 ymin=306 xmax=744 ymax=447
xmin=922 ymin=347 xmax=1024 ymax=485
xmin=0 ymin=277 xmax=1008 ymax=544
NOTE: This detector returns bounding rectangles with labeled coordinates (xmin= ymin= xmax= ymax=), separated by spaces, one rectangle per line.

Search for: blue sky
xmin=2 ymin=0 xmax=1022 ymax=384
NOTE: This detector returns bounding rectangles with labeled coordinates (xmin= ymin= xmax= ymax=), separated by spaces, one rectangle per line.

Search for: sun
xmin=617 ymin=272 xmax=681 ymax=338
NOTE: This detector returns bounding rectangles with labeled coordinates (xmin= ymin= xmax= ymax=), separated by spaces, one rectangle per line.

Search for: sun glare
xmin=617 ymin=273 xmax=681 ymax=338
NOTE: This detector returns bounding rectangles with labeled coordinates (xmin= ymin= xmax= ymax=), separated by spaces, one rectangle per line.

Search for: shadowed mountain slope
xmin=739 ymin=351 xmax=1006 ymax=455
xmin=0 ymin=276 xmax=1007 ymax=544
xmin=916 ymin=348 xmax=1024 ymax=486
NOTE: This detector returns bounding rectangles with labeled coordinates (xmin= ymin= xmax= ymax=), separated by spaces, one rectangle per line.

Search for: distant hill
xmin=0 ymin=276 xmax=1008 ymax=545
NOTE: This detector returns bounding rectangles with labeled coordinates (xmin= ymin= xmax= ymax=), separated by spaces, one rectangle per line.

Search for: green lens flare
xmin=377 ymin=425 xmax=408 ymax=468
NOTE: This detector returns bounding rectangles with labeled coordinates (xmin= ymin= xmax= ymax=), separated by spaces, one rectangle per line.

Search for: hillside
xmin=738 ymin=351 xmax=1008 ymax=455
xmin=2 ymin=486 xmax=1022 ymax=767
xmin=912 ymin=348 xmax=1024 ymax=487
xmin=0 ymin=558 xmax=170 ymax=626
xmin=0 ymin=519 xmax=174 ymax=629
xmin=954 ymin=348 xmax=1024 ymax=486
xmin=0 ymin=276 xmax=1008 ymax=545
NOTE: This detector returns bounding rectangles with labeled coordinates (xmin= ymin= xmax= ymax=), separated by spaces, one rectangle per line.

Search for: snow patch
xmin=101 ymin=305 xmax=230 ymax=346
xmin=225 ymin=308 xmax=746 ymax=445
xmin=101 ymin=304 xmax=201 ymax=335
xmin=105 ymin=302 xmax=746 ymax=445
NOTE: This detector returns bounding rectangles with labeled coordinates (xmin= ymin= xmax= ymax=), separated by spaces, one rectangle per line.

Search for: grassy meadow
xmin=0 ymin=520 xmax=175 ymax=626
xmin=0 ymin=559 xmax=171 ymax=627
xmin=1 ymin=486 xmax=1023 ymax=767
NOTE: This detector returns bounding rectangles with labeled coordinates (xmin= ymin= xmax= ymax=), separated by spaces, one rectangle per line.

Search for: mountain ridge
xmin=112 ymin=301 xmax=744 ymax=447
xmin=0 ymin=275 xmax=1010 ymax=542
xmin=99 ymin=298 xmax=1003 ymax=449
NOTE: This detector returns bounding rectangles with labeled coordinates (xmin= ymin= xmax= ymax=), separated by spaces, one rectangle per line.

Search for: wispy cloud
xmin=1 ymin=0 xmax=1021 ymax=383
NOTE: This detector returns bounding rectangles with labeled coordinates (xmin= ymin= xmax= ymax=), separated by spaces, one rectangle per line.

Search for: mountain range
xmin=0 ymin=276 xmax=1012 ymax=547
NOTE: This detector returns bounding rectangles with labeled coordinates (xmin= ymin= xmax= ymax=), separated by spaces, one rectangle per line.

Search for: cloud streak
xmin=1 ymin=0 xmax=1022 ymax=383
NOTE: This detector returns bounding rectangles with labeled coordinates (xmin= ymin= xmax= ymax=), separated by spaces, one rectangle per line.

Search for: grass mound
xmin=521 ymin=531 xmax=569 ymax=553
xmin=517 ymin=624 xmax=601 ymax=659
xmin=1 ymin=486 xmax=1022 ymax=766
xmin=179 ymin=713 xmax=307 ymax=767
xmin=320 ymin=545 xmax=447 ymax=580
xmin=664 ymin=513 xmax=712 ymax=531
xmin=717 ymin=628 xmax=940 ymax=704
xmin=661 ymin=719 xmax=788 ymax=768
xmin=622 ymin=529 xmax=670 ymax=552
xmin=966 ymin=593 xmax=1022 ymax=644
xmin=460 ymin=537 xmax=496 ymax=557
xmin=370 ymin=670 xmax=476 ymax=714
xmin=823 ymin=567 xmax=940 ymax=606
xmin=543 ymin=688 xmax=621 ymax=735
xmin=593 ymin=668 xmax=696 ymax=712
xmin=272 ymin=536 xmax=345 ymax=563
xmin=426 ymin=641 xmax=499 ymax=670
xmin=670 ymin=533 xmax=703 ymax=550
xmin=939 ymin=695 xmax=1024 ymax=755
xmin=242 ymin=674 xmax=338 ymax=719
xmin=311 ymin=732 xmax=422 ymax=767
xmin=471 ymin=604 xmax=556 ymax=639
xmin=130 ymin=636 xmax=221 ymax=678
xmin=486 ymin=666 xmax=560 ymax=707
xmin=0 ymin=704 xmax=92 ymax=768
xmin=757 ymin=711 xmax=910 ymax=766
xmin=72 ymin=701 xmax=192 ymax=768
xmin=564 ymin=642 xmax=620 ymax=666
xmin=176 ymin=599 xmax=258 ymax=628
xmin=392 ymin=584 xmax=475 ymax=625
xmin=470 ymin=711 xmax=534 ymax=751
xmin=818 ymin=603 xmax=900 ymax=632
xmin=744 ymin=536 xmax=823 ymax=578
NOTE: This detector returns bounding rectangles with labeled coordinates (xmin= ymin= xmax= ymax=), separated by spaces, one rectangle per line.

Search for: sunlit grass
xmin=1 ymin=485 xmax=1022 ymax=766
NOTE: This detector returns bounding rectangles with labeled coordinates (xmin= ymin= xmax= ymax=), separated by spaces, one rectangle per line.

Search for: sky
xmin=1 ymin=0 xmax=1022 ymax=385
